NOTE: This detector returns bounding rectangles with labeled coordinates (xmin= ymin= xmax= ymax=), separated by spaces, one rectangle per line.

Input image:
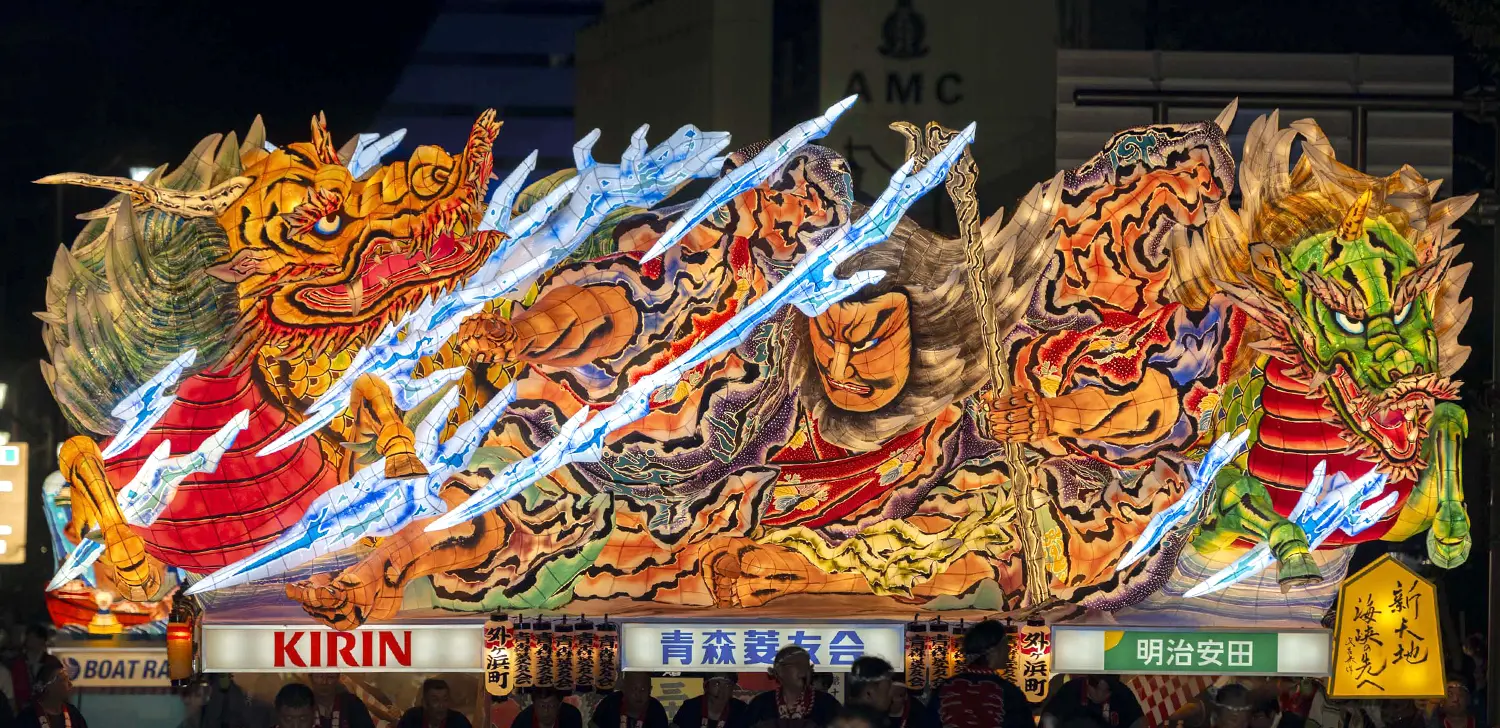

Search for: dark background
xmin=0 ymin=0 xmax=1495 ymax=665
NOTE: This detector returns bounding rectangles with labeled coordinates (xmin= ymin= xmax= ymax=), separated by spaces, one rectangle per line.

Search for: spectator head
xmin=771 ymin=645 xmax=813 ymax=695
xmin=1082 ymin=676 xmax=1114 ymax=705
xmin=962 ymin=620 xmax=1010 ymax=668
xmin=179 ymin=678 xmax=211 ymax=713
xmin=1212 ymin=684 xmax=1252 ymax=728
xmin=1249 ymin=695 xmax=1282 ymax=728
xmin=309 ymin=672 xmax=339 ymax=699
xmin=422 ymin=678 xmax=452 ymax=718
xmin=1444 ymin=677 xmax=1472 ymax=715
xmin=704 ymin=672 xmax=738 ymax=702
xmin=1464 ymin=633 xmax=1485 ymax=659
xmin=34 ymin=655 xmax=72 ymax=704
xmin=532 ymin=686 xmax=565 ymax=726
xmin=24 ymin=624 xmax=51 ymax=654
xmin=813 ymin=672 xmax=835 ymax=692
xmin=847 ymin=656 xmax=895 ymax=712
xmin=275 ymin=682 xmax=317 ymax=728
xmin=620 ymin=671 xmax=653 ymax=712
xmin=830 ymin=705 xmax=888 ymax=728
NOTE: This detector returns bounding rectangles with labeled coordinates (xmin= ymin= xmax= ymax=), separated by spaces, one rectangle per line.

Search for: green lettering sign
xmin=1102 ymin=631 xmax=1279 ymax=674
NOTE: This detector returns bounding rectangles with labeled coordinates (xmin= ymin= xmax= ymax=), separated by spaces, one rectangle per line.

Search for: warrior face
xmin=809 ymin=291 xmax=913 ymax=412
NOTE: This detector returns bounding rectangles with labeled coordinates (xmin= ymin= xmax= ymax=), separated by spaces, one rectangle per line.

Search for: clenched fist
xmin=456 ymin=312 xmax=518 ymax=363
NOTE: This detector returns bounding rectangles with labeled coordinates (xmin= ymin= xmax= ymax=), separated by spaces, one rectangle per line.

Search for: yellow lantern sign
xmin=1328 ymin=554 xmax=1445 ymax=699
xmin=484 ymin=614 xmax=516 ymax=697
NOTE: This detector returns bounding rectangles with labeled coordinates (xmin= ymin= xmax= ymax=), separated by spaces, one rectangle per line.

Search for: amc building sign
xmin=201 ymin=625 xmax=484 ymax=673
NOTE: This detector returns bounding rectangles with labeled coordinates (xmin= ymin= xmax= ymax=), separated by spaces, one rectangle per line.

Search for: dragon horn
xmin=1338 ymin=188 xmax=1374 ymax=241
xmin=35 ymin=173 xmax=250 ymax=218
xmin=1214 ymin=98 xmax=1240 ymax=134
xmin=310 ymin=111 xmax=340 ymax=165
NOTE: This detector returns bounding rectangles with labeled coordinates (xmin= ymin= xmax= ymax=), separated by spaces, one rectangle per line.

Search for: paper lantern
xmin=167 ymin=588 xmax=196 ymax=684
xmin=532 ymin=617 xmax=555 ymax=688
xmin=1011 ymin=621 xmax=1052 ymax=703
xmin=946 ymin=620 xmax=967 ymax=678
xmin=926 ymin=619 xmax=951 ymax=684
xmin=596 ymin=617 xmax=619 ymax=692
xmin=514 ymin=617 xmax=536 ymax=689
xmin=553 ymin=618 xmax=575 ymax=692
xmin=484 ymin=613 xmax=516 ymax=697
xmin=904 ymin=618 xmax=928 ymax=691
xmin=574 ymin=616 xmax=597 ymax=693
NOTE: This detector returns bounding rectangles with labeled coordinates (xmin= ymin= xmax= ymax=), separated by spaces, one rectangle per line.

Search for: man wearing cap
xmin=672 ymin=674 xmax=748 ymax=728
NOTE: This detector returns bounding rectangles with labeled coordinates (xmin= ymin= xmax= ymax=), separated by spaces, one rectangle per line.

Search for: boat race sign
xmin=201 ymin=625 xmax=484 ymax=673
xmin=1052 ymin=627 xmax=1331 ymax=676
xmin=52 ymin=645 xmax=169 ymax=688
xmin=1328 ymin=555 xmax=1446 ymax=699
xmin=620 ymin=623 xmax=904 ymax=672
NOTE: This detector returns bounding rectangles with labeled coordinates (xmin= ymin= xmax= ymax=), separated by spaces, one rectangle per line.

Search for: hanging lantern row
xmin=486 ymin=614 xmax=621 ymax=695
xmin=903 ymin=616 xmax=968 ymax=690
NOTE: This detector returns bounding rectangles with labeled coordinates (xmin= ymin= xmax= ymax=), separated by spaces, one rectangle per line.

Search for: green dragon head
xmin=1213 ymin=113 xmax=1474 ymax=480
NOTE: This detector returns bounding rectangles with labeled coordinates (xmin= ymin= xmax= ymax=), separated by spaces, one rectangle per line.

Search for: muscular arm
xmin=988 ymin=367 xmax=1181 ymax=450
xmin=460 ymin=284 xmax=640 ymax=368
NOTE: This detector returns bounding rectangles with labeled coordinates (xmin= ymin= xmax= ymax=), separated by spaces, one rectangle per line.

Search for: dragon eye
xmin=313 ymin=213 xmax=342 ymax=236
xmin=1394 ymin=302 xmax=1413 ymax=325
xmin=852 ymin=337 xmax=882 ymax=353
xmin=1335 ymin=311 xmax=1366 ymax=335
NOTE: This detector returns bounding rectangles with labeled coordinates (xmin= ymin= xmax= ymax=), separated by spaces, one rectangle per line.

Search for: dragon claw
xmin=1274 ymin=552 xmax=1322 ymax=592
xmin=1427 ymin=500 xmax=1472 ymax=568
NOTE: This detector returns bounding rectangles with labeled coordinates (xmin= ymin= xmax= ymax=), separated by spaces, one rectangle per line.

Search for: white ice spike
xmin=101 ymin=349 xmax=198 ymax=460
xmin=1116 ymin=429 xmax=1251 ymax=570
xmin=640 ymin=95 xmax=859 ymax=263
xmin=189 ymin=383 xmax=519 ymax=595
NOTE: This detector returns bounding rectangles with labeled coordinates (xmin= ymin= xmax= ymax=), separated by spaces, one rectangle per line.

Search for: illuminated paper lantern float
xmin=485 ymin=613 xmax=516 ymax=697
xmin=32 ymin=89 xmax=1477 ymax=656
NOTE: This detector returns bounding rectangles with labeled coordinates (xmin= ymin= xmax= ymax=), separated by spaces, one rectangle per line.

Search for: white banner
xmin=52 ymin=646 xmax=170 ymax=688
xmin=621 ymin=623 xmax=904 ymax=673
xmin=201 ymin=625 xmax=484 ymax=673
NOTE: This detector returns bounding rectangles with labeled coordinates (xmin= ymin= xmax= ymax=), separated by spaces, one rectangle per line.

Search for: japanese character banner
xmin=484 ymin=614 xmax=515 ymax=697
xmin=35 ymin=99 xmax=1473 ymax=632
xmin=1011 ymin=622 xmax=1051 ymax=703
xmin=1328 ymin=555 xmax=1445 ymax=698
xmin=905 ymin=621 xmax=929 ymax=691
xmin=621 ymin=623 xmax=904 ymax=673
